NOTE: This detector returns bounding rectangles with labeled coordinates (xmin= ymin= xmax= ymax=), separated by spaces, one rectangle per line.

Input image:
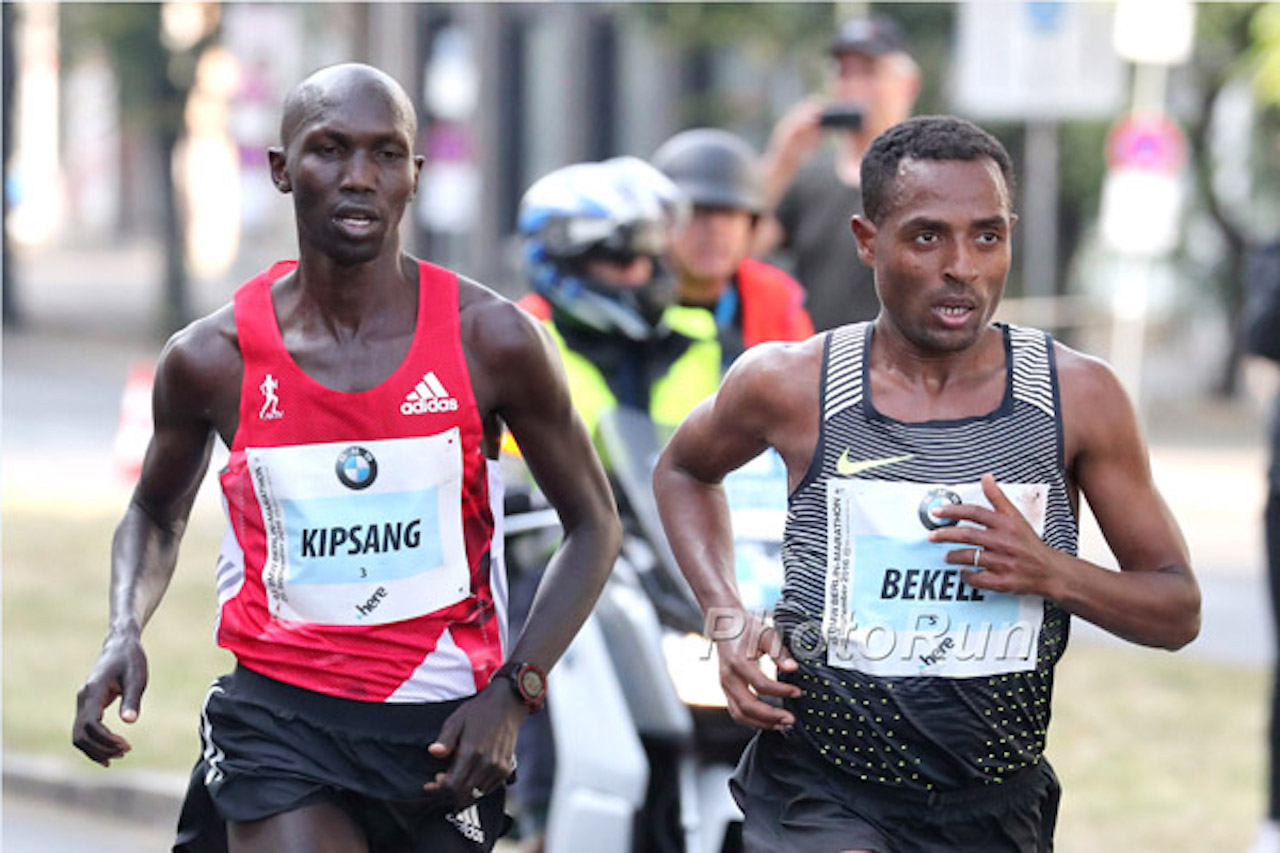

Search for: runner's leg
xmin=229 ymin=801 xmax=368 ymax=853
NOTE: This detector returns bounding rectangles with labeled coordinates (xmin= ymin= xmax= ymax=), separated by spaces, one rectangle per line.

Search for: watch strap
xmin=493 ymin=661 xmax=547 ymax=712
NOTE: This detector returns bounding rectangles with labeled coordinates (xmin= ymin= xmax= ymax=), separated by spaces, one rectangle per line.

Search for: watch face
xmin=518 ymin=666 xmax=545 ymax=699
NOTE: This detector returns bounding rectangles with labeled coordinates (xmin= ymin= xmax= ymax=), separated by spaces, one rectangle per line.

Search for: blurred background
xmin=3 ymin=2 xmax=1280 ymax=851
xmin=5 ymin=1 xmax=1280 ymax=386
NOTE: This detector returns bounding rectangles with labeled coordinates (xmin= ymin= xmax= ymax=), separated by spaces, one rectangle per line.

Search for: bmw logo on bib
xmin=336 ymin=446 xmax=378 ymax=490
xmin=918 ymin=487 xmax=961 ymax=530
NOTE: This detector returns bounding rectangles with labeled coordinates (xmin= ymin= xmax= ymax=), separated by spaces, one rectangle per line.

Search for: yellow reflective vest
xmin=546 ymin=305 xmax=722 ymax=444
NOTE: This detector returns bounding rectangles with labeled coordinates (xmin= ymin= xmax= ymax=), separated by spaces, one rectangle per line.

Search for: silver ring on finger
xmin=972 ymin=547 xmax=983 ymax=568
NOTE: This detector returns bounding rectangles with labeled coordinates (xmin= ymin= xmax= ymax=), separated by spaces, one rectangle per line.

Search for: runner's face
xmin=277 ymin=83 xmax=422 ymax=266
xmin=853 ymin=158 xmax=1015 ymax=353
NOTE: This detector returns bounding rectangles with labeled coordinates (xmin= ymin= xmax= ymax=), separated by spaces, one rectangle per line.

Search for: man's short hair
xmin=860 ymin=116 xmax=1016 ymax=224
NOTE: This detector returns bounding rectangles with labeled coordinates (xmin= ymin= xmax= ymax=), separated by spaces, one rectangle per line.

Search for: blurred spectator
xmin=652 ymin=127 xmax=814 ymax=367
xmin=1246 ymin=240 xmax=1280 ymax=853
xmin=755 ymin=14 xmax=920 ymax=331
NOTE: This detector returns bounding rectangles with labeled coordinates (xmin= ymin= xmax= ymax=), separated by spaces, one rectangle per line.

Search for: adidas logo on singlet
xmin=401 ymin=372 xmax=459 ymax=415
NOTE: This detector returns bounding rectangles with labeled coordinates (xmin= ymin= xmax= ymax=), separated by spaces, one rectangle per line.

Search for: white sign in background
xmin=952 ymin=2 xmax=1125 ymax=121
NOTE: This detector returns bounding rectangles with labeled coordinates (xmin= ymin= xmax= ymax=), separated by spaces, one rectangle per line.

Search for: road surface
xmin=3 ymin=791 xmax=178 ymax=852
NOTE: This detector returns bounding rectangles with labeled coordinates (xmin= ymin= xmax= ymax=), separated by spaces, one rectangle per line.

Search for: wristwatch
xmin=492 ymin=661 xmax=547 ymax=713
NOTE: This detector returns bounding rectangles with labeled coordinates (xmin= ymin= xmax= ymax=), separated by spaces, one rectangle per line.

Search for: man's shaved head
xmin=279 ymin=63 xmax=417 ymax=148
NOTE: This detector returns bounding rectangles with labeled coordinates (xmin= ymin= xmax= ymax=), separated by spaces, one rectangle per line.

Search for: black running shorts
xmin=730 ymin=728 xmax=1060 ymax=853
xmin=173 ymin=666 xmax=509 ymax=852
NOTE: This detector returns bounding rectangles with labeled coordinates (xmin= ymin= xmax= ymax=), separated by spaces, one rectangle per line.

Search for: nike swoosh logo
xmin=836 ymin=451 xmax=915 ymax=477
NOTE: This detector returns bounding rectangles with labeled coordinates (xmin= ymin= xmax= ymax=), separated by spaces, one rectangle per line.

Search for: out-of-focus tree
xmin=1183 ymin=2 xmax=1280 ymax=396
xmin=60 ymin=3 xmax=219 ymax=334
xmin=629 ymin=3 xmax=954 ymax=132
xmin=1247 ymin=4 xmax=1280 ymax=223
xmin=628 ymin=2 xmax=840 ymax=130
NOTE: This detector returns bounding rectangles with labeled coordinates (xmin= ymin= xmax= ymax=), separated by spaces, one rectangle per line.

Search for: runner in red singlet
xmin=71 ymin=63 xmax=620 ymax=853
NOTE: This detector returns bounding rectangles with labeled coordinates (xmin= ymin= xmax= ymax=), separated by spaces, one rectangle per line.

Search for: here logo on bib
xmin=823 ymin=479 xmax=1048 ymax=678
xmin=246 ymin=430 xmax=470 ymax=626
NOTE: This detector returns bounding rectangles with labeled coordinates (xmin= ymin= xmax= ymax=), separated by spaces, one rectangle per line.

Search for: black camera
xmin=819 ymin=104 xmax=864 ymax=131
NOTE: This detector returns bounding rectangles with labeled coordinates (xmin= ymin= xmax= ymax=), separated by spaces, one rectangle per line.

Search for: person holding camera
xmin=756 ymin=14 xmax=921 ymax=331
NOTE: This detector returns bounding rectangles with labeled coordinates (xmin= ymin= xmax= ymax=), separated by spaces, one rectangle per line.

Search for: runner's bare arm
xmin=654 ymin=341 xmax=821 ymax=729
xmin=466 ymin=290 xmax=621 ymax=673
xmin=427 ymin=287 xmax=621 ymax=802
xmin=931 ymin=345 xmax=1200 ymax=650
xmin=73 ymin=311 xmax=236 ymax=764
xmin=1055 ymin=348 xmax=1199 ymax=647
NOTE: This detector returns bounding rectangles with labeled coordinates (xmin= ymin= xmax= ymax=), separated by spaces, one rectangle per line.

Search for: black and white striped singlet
xmin=777 ymin=322 xmax=1078 ymax=792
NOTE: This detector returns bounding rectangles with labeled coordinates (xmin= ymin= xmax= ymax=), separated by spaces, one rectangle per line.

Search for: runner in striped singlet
xmin=654 ymin=116 xmax=1200 ymax=853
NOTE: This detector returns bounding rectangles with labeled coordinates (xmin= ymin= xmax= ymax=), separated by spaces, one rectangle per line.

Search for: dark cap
xmin=652 ymin=128 xmax=765 ymax=214
xmin=830 ymin=15 xmax=910 ymax=57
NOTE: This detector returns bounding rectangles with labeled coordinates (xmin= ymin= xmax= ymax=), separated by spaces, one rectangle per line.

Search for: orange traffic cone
xmin=112 ymin=360 xmax=155 ymax=482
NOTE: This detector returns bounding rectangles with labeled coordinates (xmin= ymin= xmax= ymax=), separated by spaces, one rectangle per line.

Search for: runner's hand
xmin=929 ymin=473 xmax=1057 ymax=597
xmin=425 ymin=683 xmax=522 ymax=807
xmin=712 ymin=609 xmax=800 ymax=731
xmin=72 ymin=629 xmax=148 ymax=766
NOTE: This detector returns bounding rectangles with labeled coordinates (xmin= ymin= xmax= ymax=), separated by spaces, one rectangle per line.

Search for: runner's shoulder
xmin=1052 ymin=339 xmax=1127 ymax=410
xmin=1052 ymin=339 xmax=1138 ymax=458
xmin=156 ymin=302 xmax=242 ymax=394
xmin=723 ymin=334 xmax=824 ymax=398
xmin=457 ymin=276 xmax=553 ymax=367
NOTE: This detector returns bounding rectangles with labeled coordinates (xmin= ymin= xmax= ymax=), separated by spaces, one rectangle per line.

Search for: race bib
xmin=247 ymin=431 xmax=470 ymax=626
xmin=724 ymin=450 xmax=787 ymax=612
xmin=823 ymin=479 xmax=1047 ymax=678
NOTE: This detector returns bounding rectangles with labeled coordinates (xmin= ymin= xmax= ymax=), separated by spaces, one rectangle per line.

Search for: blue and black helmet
xmin=518 ymin=157 xmax=687 ymax=341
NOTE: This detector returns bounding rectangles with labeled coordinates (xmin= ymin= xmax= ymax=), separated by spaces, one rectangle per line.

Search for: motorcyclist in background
xmin=510 ymin=156 xmax=723 ymax=850
xmin=516 ymin=156 xmax=723 ymax=442
xmin=508 ymin=149 xmax=808 ymax=852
